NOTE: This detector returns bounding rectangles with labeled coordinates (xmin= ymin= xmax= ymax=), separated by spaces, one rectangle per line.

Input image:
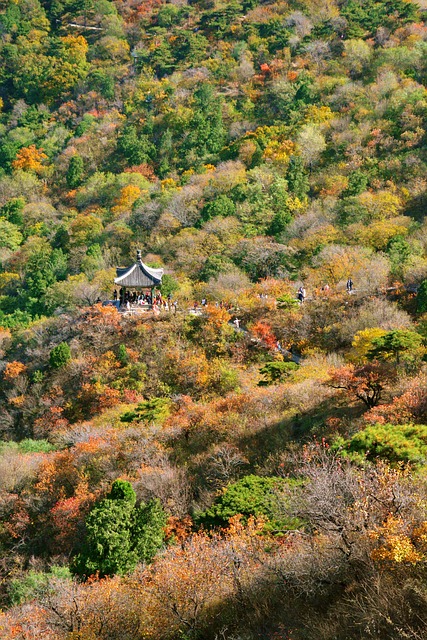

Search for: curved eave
xmin=114 ymin=261 xmax=164 ymax=287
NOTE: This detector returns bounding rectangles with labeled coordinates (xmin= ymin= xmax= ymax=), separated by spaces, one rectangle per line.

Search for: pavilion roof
xmin=114 ymin=252 xmax=163 ymax=288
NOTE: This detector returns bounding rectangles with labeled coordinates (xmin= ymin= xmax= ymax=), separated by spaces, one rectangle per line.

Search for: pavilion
xmin=114 ymin=250 xmax=164 ymax=304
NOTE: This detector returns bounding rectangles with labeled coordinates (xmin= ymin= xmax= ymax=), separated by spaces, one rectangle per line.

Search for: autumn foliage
xmin=0 ymin=0 xmax=427 ymax=637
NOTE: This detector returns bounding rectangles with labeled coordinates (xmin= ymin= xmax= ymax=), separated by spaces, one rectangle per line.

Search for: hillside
xmin=1 ymin=0 xmax=427 ymax=638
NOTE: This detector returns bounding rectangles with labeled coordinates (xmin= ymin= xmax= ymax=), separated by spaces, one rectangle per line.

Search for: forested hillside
xmin=1 ymin=0 xmax=427 ymax=637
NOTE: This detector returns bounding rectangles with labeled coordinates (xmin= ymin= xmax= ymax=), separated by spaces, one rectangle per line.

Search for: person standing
xmin=346 ymin=278 xmax=354 ymax=293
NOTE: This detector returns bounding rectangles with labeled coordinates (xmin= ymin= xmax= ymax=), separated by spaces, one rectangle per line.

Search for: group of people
xmin=111 ymin=277 xmax=356 ymax=315
xmin=192 ymin=299 xmax=235 ymax=311
xmin=217 ymin=300 xmax=234 ymax=310
xmin=297 ymin=286 xmax=307 ymax=303
xmin=114 ymin=289 xmax=154 ymax=306
xmin=113 ymin=289 xmax=177 ymax=313
xmin=297 ymin=278 xmax=354 ymax=303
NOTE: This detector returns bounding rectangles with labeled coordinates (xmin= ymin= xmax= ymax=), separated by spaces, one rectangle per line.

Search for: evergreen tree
xmin=66 ymin=155 xmax=84 ymax=188
xmin=201 ymin=194 xmax=236 ymax=223
xmin=71 ymin=480 xmax=166 ymax=579
xmin=118 ymin=125 xmax=155 ymax=166
xmin=0 ymin=198 xmax=25 ymax=225
xmin=286 ymin=155 xmax=309 ymax=200
xmin=49 ymin=342 xmax=71 ymax=368
xmin=417 ymin=280 xmax=427 ymax=314
xmin=268 ymin=207 xmax=292 ymax=239
xmin=368 ymin=330 xmax=424 ymax=366
xmin=343 ymin=170 xmax=368 ymax=197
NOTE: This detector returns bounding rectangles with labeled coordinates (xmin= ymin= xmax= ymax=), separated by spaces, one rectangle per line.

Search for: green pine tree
xmin=66 ymin=155 xmax=84 ymax=188
xmin=71 ymin=480 xmax=166 ymax=579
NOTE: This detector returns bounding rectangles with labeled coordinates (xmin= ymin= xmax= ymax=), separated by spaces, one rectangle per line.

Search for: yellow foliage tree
xmin=12 ymin=145 xmax=47 ymax=174
xmin=311 ymin=245 xmax=370 ymax=286
xmin=370 ymin=515 xmax=425 ymax=565
xmin=357 ymin=190 xmax=402 ymax=221
xmin=111 ymin=185 xmax=144 ymax=218
xmin=42 ymin=35 xmax=89 ymax=100
xmin=305 ymin=105 xmax=335 ymax=124
xmin=0 ymin=272 xmax=20 ymax=293
xmin=349 ymin=327 xmax=388 ymax=364
xmin=69 ymin=214 xmax=103 ymax=246
xmin=349 ymin=218 xmax=409 ymax=250
xmin=263 ymin=139 xmax=295 ymax=167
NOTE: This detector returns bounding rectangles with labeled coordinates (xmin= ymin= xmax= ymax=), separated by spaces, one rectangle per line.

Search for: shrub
xmin=276 ymin=293 xmax=299 ymax=310
xmin=333 ymin=423 xmax=427 ymax=465
xmin=117 ymin=343 xmax=129 ymax=366
xmin=120 ymin=397 xmax=172 ymax=424
xmin=0 ymin=439 xmax=55 ymax=455
xmin=49 ymin=342 xmax=71 ymax=369
xmin=196 ymin=474 xmax=301 ymax=532
xmin=8 ymin=566 xmax=71 ymax=606
xmin=258 ymin=361 xmax=299 ymax=386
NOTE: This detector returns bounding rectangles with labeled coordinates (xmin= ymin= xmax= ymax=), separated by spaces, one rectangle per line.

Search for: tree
xmin=66 ymin=155 xmax=84 ymax=188
xmin=68 ymin=213 xmax=103 ymax=246
xmin=368 ymin=330 xmax=425 ymax=366
xmin=71 ymin=480 xmax=166 ymax=578
xmin=199 ymin=255 xmax=235 ymax=282
xmin=342 ymin=39 xmax=372 ymax=77
xmin=180 ymin=83 xmax=226 ymax=163
xmin=42 ymin=35 xmax=89 ymax=102
xmin=12 ymin=145 xmax=47 ymax=173
xmin=297 ymin=124 xmax=326 ymax=168
xmin=349 ymin=328 xmax=388 ymax=364
xmin=286 ymin=154 xmax=309 ymax=200
xmin=49 ymin=342 xmax=71 ymax=369
xmin=0 ymin=197 xmax=25 ymax=225
xmin=200 ymin=194 xmax=236 ymax=223
xmin=189 ymin=305 xmax=234 ymax=357
xmin=111 ymin=184 xmax=143 ymax=218
xmin=328 ymin=363 xmax=396 ymax=409
xmin=268 ymin=206 xmax=292 ymax=238
xmin=342 ymin=0 xmax=418 ymax=38
xmin=118 ymin=125 xmax=154 ymax=166
xmin=24 ymin=244 xmax=57 ymax=309
xmin=0 ymin=218 xmax=23 ymax=250
xmin=342 ymin=170 xmax=368 ymax=197
xmin=417 ymin=280 xmax=427 ymax=314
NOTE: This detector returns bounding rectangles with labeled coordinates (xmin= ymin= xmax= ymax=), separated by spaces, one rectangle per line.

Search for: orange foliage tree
xmin=250 ymin=321 xmax=277 ymax=350
xmin=328 ymin=362 xmax=396 ymax=409
xmin=12 ymin=145 xmax=47 ymax=173
xmin=364 ymin=374 xmax=427 ymax=425
xmin=4 ymin=361 xmax=27 ymax=381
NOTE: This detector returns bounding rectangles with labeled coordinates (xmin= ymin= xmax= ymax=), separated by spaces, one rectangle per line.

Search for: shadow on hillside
xmin=404 ymin=191 xmax=427 ymax=222
xmin=237 ymin=397 xmax=366 ymax=468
